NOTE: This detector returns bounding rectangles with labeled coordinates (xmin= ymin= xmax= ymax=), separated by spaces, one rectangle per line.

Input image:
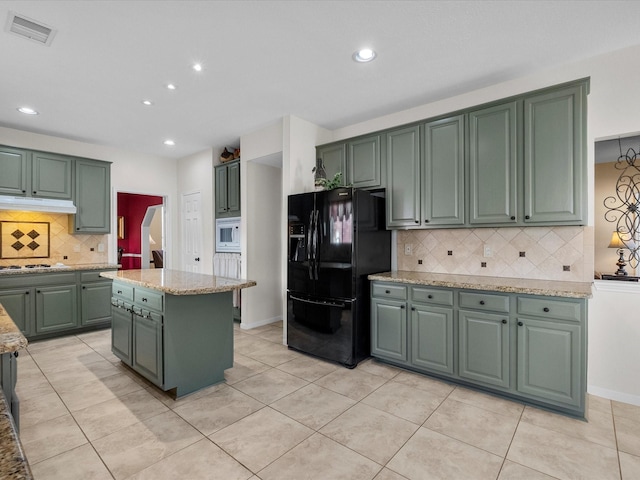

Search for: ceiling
xmin=2 ymin=1 xmax=640 ymax=160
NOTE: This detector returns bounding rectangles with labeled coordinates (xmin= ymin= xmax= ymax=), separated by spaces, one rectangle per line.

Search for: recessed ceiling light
xmin=192 ymin=63 xmax=203 ymax=72
xmin=166 ymin=83 xmax=177 ymax=90
xmin=353 ymin=48 xmax=377 ymax=63
xmin=164 ymin=139 xmax=175 ymax=146
xmin=142 ymin=100 xmax=153 ymax=106
xmin=17 ymin=106 xmax=38 ymax=115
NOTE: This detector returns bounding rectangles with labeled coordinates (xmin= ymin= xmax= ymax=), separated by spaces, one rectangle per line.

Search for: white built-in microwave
xmin=216 ymin=217 xmax=241 ymax=253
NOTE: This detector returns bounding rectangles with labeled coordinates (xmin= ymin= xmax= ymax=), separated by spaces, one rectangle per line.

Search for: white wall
xmin=177 ymin=148 xmax=215 ymax=274
xmin=0 ymin=126 xmax=179 ymax=268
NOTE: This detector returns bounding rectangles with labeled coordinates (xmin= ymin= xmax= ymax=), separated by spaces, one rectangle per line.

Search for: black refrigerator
xmin=287 ymin=187 xmax=391 ymax=367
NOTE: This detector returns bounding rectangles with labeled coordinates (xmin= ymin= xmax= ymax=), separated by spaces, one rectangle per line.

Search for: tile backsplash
xmin=397 ymin=226 xmax=594 ymax=282
xmin=0 ymin=211 xmax=107 ymax=266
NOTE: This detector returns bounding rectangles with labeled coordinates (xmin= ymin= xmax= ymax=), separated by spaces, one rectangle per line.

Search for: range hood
xmin=0 ymin=196 xmax=77 ymax=214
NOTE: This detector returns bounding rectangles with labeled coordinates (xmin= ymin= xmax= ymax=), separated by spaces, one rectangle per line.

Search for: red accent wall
xmin=117 ymin=193 xmax=163 ymax=270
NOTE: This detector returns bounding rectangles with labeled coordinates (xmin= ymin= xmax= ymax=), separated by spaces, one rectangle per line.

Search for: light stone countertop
xmin=368 ymin=271 xmax=593 ymax=299
xmin=100 ymin=269 xmax=257 ymax=295
xmin=0 ymin=263 xmax=119 ymax=277
xmin=0 ymin=304 xmax=27 ymax=354
xmin=0 ymin=391 xmax=32 ymax=480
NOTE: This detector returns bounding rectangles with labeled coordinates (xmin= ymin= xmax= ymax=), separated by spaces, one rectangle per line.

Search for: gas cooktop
xmin=0 ymin=263 xmax=69 ymax=271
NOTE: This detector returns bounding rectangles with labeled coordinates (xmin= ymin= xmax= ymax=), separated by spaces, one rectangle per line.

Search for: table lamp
xmin=608 ymin=231 xmax=636 ymax=276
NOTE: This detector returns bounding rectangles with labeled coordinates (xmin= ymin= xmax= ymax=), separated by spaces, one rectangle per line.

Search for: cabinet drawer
xmin=411 ymin=286 xmax=453 ymax=306
xmin=372 ymin=283 xmax=407 ymax=301
xmin=112 ymin=283 xmax=134 ymax=302
xmin=459 ymin=291 xmax=510 ymax=313
xmin=517 ymin=297 xmax=582 ymax=322
xmin=134 ymin=288 xmax=163 ymax=313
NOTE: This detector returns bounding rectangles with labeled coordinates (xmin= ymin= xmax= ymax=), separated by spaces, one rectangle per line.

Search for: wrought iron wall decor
xmin=603 ymin=139 xmax=640 ymax=268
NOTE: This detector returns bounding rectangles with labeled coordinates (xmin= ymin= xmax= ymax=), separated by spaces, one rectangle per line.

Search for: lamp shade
xmin=608 ymin=231 xmax=636 ymax=249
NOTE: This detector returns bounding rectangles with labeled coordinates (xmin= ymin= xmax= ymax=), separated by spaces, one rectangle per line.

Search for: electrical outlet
xmin=98 ymin=243 xmax=105 ymax=252
xmin=404 ymin=244 xmax=413 ymax=256
xmin=483 ymin=245 xmax=492 ymax=257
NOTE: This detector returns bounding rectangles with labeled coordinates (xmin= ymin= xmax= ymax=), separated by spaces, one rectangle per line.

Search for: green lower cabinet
xmin=458 ymin=310 xmax=510 ymax=388
xmin=81 ymin=281 xmax=113 ymax=326
xmin=111 ymin=303 xmax=132 ymax=364
xmin=35 ymin=284 xmax=78 ymax=334
xmin=0 ymin=289 xmax=31 ymax=334
xmin=132 ymin=309 xmax=163 ymax=385
xmin=516 ymin=317 xmax=582 ymax=407
xmin=411 ymin=304 xmax=454 ymax=374
xmin=371 ymin=298 xmax=408 ymax=363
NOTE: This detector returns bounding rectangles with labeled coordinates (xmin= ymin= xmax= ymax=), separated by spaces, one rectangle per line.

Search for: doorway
xmin=116 ymin=192 xmax=165 ymax=270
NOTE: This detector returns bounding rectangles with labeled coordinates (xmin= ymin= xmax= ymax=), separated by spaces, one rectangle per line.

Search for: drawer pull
xmin=117 ymin=290 xmax=122 ymax=294
xmin=543 ymin=307 xmax=550 ymax=313
xmin=510 ymin=216 xmax=516 ymax=220
xmin=411 ymin=307 xmax=415 ymax=311
xmin=502 ymin=319 xmax=507 ymax=324
xmin=518 ymin=321 xmax=523 ymax=326
xmin=142 ymin=297 xmax=148 ymax=302
xmin=427 ymin=294 xmax=433 ymax=299
xmin=385 ymin=290 xmax=390 ymax=294
xmin=479 ymin=300 xmax=485 ymax=305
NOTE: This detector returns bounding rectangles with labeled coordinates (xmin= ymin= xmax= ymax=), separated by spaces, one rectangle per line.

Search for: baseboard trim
xmin=240 ymin=315 xmax=282 ymax=330
xmin=588 ymin=385 xmax=640 ymax=406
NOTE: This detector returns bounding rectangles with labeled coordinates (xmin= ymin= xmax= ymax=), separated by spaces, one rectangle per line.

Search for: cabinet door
xmin=317 ymin=144 xmax=346 ymax=185
xmin=469 ymin=102 xmax=518 ymax=224
xmin=371 ymin=298 xmax=408 ymax=363
xmin=0 ymin=289 xmax=32 ymax=335
xmin=386 ymin=125 xmax=421 ymax=228
xmin=31 ymin=151 xmax=73 ymax=199
xmin=458 ymin=310 xmax=510 ymax=388
xmin=35 ymin=284 xmax=78 ymax=334
xmin=0 ymin=146 xmax=29 ymax=196
xmin=72 ymin=159 xmax=111 ymax=233
xmin=226 ymin=161 xmax=241 ymax=215
xmin=111 ymin=303 xmax=132 ymax=365
xmin=411 ymin=304 xmax=454 ymax=374
xmin=523 ymin=84 xmax=586 ymax=223
xmin=132 ymin=310 xmax=163 ymax=386
xmin=347 ymin=135 xmax=382 ymax=188
xmin=81 ymin=281 xmax=113 ymax=326
xmin=215 ymin=164 xmax=228 ymax=215
xmin=516 ymin=317 xmax=582 ymax=407
xmin=422 ymin=116 xmax=464 ymax=226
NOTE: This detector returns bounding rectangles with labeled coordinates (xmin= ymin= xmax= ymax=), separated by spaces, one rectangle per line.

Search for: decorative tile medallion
xmin=0 ymin=221 xmax=50 ymax=259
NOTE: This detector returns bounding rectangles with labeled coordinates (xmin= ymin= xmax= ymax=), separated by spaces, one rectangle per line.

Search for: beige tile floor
xmin=16 ymin=321 xmax=640 ymax=480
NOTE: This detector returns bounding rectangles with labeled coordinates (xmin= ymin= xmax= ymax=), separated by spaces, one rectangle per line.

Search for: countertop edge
xmin=368 ymin=272 xmax=593 ymax=299
xmin=0 ymin=264 xmax=119 ymax=277
xmin=0 ymin=306 xmax=28 ymax=354
xmin=101 ymin=271 xmax=257 ymax=295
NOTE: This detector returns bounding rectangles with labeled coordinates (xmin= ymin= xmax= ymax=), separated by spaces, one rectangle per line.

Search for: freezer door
xmin=287 ymin=292 xmax=357 ymax=367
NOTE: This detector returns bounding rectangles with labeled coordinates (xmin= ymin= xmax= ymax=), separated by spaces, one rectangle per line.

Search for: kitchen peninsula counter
xmin=102 ymin=269 xmax=256 ymax=398
xmin=0 ymin=305 xmax=32 ymax=480
xmin=369 ymin=271 xmax=592 ymax=299
xmin=99 ymin=269 xmax=256 ymax=294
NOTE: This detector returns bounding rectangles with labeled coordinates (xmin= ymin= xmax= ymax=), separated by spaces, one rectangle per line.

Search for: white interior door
xmin=182 ymin=192 xmax=202 ymax=272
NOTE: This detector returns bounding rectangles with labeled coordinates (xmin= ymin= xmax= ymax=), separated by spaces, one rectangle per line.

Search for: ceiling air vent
xmin=5 ymin=11 xmax=56 ymax=46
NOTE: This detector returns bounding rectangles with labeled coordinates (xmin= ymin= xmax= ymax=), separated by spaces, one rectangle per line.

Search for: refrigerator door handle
xmin=290 ymin=295 xmax=345 ymax=309
xmin=313 ymin=209 xmax=320 ymax=280
xmin=307 ymin=211 xmax=315 ymax=280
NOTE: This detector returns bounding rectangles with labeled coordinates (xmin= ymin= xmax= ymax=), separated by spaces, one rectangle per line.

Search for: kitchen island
xmin=100 ymin=269 xmax=256 ymax=398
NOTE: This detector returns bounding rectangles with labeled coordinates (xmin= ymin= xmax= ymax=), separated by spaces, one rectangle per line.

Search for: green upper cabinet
xmin=468 ymin=102 xmax=519 ymax=224
xmin=0 ymin=147 xmax=72 ymax=199
xmin=0 ymin=146 xmax=29 ymax=195
xmin=346 ymin=134 xmax=384 ymax=189
xmin=422 ymin=115 xmax=465 ymax=226
xmin=31 ymin=151 xmax=73 ymax=199
xmin=386 ymin=125 xmax=421 ymax=228
xmin=316 ymin=143 xmax=346 ymax=186
xmin=523 ymin=84 xmax=586 ymax=224
xmin=215 ymin=159 xmax=241 ymax=218
xmin=71 ymin=159 xmax=111 ymax=234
